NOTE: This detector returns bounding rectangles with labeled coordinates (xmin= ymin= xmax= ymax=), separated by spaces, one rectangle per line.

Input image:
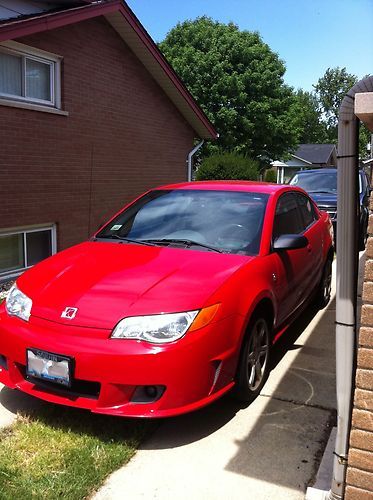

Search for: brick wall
xmin=345 ymin=209 xmax=373 ymax=499
xmin=0 ymin=17 xmax=195 ymax=251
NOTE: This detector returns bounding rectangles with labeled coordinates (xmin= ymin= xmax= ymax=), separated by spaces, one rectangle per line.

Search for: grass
xmin=0 ymin=403 xmax=154 ymax=499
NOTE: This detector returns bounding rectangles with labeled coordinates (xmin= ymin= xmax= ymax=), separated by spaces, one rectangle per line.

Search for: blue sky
xmin=126 ymin=0 xmax=373 ymax=92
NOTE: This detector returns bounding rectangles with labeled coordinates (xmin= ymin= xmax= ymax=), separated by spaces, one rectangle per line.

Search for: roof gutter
xmin=331 ymin=75 xmax=373 ymax=500
xmin=187 ymin=140 xmax=204 ymax=182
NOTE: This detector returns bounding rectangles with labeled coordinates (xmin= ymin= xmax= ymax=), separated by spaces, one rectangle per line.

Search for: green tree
xmin=195 ymin=152 xmax=259 ymax=181
xmin=314 ymin=67 xmax=371 ymax=157
xmin=314 ymin=67 xmax=357 ymax=130
xmin=290 ymin=89 xmax=328 ymax=144
xmin=159 ymin=17 xmax=298 ymax=165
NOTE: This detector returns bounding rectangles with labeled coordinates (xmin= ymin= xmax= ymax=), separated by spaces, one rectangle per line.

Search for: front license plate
xmin=26 ymin=349 xmax=72 ymax=387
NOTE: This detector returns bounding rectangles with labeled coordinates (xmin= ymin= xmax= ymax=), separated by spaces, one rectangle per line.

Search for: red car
xmin=0 ymin=182 xmax=333 ymax=418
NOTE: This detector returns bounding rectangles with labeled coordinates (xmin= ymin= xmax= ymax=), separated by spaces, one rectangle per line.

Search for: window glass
xmin=97 ymin=190 xmax=270 ymax=256
xmin=26 ymin=230 xmax=52 ymax=266
xmin=289 ymin=171 xmax=337 ymax=193
xmin=0 ymin=234 xmax=24 ymax=274
xmin=0 ymin=51 xmax=22 ymax=96
xmin=295 ymin=193 xmax=316 ymax=230
xmin=26 ymin=58 xmax=51 ymax=101
xmin=273 ymin=193 xmax=304 ymax=239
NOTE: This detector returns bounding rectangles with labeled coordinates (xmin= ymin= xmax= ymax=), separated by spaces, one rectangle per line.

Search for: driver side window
xmin=273 ymin=193 xmax=304 ymax=240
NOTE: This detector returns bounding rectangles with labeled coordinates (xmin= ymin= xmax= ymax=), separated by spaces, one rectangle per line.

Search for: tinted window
xmin=295 ymin=193 xmax=317 ymax=230
xmin=97 ymin=189 xmax=270 ymax=256
xmin=273 ymin=193 xmax=304 ymax=239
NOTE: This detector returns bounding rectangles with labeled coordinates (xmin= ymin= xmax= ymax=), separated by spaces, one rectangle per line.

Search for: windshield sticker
xmin=111 ymin=224 xmax=122 ymax=231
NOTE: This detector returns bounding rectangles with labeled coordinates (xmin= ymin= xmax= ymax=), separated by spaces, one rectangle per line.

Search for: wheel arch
xmin=240 ymin=296 xmax=275 ymax=348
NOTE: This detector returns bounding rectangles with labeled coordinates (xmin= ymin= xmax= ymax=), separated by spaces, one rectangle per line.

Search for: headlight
xmin=5 ymin=284 xmax=32 ymax=322
xmin=111 ymin=304 xmax=220 ymax=344
xmin=111 ymin=311 xmax=198 ymax=343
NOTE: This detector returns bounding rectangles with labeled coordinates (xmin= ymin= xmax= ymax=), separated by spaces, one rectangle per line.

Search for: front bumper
xmin=0 ymin=306 xmax=242 ymax=417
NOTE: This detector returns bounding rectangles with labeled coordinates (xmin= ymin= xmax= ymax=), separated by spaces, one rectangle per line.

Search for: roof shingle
xmin=292 ymin=144 xmax=336 ymax=164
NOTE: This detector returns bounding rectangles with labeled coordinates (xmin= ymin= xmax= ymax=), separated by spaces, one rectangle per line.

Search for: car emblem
xmin=61 ymin=307 xmax=78 ymax=320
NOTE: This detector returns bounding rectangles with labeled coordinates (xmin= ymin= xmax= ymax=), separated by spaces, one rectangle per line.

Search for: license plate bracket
xmin=26 ymin=348 xmax=73 ymax=387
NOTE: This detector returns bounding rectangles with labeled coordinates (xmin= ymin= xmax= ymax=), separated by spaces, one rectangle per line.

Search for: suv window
xmin=295 ymin=193 xmax=318 ymax=230
xmin=273 ymin=192 xmax=304 ymax=239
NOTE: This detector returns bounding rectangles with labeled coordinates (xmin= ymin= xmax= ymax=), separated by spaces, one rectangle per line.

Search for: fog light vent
xmin=131 ymin=385 xmax=165 ymax=404
xmin=0 ymin=354 xmax=8 ymax=370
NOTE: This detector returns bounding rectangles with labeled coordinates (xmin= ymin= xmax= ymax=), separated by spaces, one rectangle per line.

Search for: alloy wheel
xmin=323 ymin=259 xmax=332 ymax=304
xmin=246 ymin=318 xmax=269 ymax=391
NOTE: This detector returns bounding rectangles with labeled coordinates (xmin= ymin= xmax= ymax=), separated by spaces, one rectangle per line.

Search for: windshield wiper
xmin=103 ymin=234 xmax=157 ymax=246
xmin=141 ymin=238 xmax=224 ymax=253
xmin=308 ymin=190 xmax=336 ymax=194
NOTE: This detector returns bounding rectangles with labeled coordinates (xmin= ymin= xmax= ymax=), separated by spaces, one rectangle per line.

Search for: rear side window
xmin=295 ymin=193 xmax=318 ymax=230
xmin=273 ymin=192 xmax=304 ymax=239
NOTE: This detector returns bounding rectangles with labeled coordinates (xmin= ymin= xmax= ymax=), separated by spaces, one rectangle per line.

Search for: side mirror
xmin=273 ymin=234 xmax=308 ymax=251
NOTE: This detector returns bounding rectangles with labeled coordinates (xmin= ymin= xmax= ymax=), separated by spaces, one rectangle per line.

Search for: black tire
xmin=359 ymin=223 xmax=368 ymax=251
xmin=233 ymin=315 xmax=271 ymax=403
xmin=316 ymin=257 xmax=332 ymax=308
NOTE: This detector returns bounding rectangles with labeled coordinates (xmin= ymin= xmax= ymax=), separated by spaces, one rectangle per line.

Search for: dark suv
xmin=289 ymin=168 xmax=370 ymax=250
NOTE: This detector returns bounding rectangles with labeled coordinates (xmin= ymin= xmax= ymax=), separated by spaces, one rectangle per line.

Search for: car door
xmin=294 ymin=192 xmax=323 ymax=297
xmin=271 ymin=192 xmax=313 ymax=325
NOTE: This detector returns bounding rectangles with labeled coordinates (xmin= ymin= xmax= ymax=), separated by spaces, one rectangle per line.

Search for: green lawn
xmin=0 ymin=403 xmax=154 ymax=499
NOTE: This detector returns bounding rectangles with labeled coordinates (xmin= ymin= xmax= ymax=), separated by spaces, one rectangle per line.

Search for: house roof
xmin=0 ymin=1 xmax=91 ymax=23
xmin=0 ymin=0 xmax=217 ymax=140
xmin=292 ymin=144 xmax=336 ymax=165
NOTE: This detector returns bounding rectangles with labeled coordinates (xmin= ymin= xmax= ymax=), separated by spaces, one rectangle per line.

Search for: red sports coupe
xmin=0 ymin=181 xmax=333 ymax=418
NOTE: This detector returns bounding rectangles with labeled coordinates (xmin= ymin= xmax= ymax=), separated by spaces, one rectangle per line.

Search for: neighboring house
xmin=0 ymin=0 xmax=217 ymax=282
xmin=274 ymin=143 xmax=337 ymax=183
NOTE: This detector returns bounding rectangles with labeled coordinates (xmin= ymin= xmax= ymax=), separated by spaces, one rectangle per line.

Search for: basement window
xmin=0 ymin=225 xmax=57 ymax=280
xmin=0 ymin=41 xmax=61 ymax=109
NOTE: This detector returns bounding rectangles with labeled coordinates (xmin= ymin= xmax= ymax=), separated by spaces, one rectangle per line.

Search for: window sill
xmin=0 ymin=98 xmax=68 ymax=116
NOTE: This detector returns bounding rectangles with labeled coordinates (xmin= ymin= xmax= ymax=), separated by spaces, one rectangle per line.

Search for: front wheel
xmin=233 ymin=316 xmax=271 ymax=402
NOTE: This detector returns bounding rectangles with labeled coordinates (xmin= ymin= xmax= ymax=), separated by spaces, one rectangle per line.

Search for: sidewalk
xmin=94 ymin=262 xmax=338 ymax=500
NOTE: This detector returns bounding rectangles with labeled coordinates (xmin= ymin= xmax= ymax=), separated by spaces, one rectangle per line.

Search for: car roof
xmin=294 ymin=168 xmax=337 ymax=175
xmin=294 ymin=168 xmax=364 ymax=175
xmin=154 ymin=180 xmax=287 ymax=194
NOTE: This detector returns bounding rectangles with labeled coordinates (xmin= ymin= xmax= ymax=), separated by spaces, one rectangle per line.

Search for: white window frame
xmin=0 ymin=224 xmax=57 ymax=281
xmin=0 ymin=41 xmax=62 ymax=109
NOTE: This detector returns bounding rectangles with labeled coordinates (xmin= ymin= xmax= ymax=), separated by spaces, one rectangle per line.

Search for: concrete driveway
xmin=0 ymin=258 xmax=357 ymax=499
xmin=93 ymin=259 xmax=343 ymax=500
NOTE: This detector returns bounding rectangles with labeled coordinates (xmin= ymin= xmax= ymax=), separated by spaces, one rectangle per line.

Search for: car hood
xmin=308 ymin=193 xmax=337 ymax=207
xmin=18 ymin=241 xmax=250 ymax=329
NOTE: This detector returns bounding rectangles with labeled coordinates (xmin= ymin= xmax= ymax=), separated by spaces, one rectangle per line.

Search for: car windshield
xmin=289 ymin=171 xmax=337 ymax=194
xmin=96 ymin=189 xmax=269 ymax=255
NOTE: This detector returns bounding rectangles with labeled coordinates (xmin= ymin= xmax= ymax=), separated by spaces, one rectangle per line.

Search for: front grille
xmin=19 ymin=365 xmax=100 ymax=400
xmin=318 ymin=206 xmax=337 ymax=220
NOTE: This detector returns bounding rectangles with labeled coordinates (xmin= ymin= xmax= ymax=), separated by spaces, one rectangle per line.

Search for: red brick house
xmin=0 ymin=0 xmax=217 ymax=282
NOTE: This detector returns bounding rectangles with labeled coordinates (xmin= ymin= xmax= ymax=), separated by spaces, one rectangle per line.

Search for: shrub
xmin=195 ymin=153 xmax=259 ymax=181
xmin=264 ymin=169 xmax=277 ymax=183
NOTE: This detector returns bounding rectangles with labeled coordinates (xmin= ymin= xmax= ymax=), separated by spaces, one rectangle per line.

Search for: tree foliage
xmin=290 ymin=89 xmax=328 ymax=144
xmin=314 ymin=67 xmax=357 ymax=130
xmin=314 ymin=67 xmax=371 ymax=157
xmin=195 ymin=152 xmax=259 ymax=181
xmin=159 ymin=17 xmax=298 ymax=164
